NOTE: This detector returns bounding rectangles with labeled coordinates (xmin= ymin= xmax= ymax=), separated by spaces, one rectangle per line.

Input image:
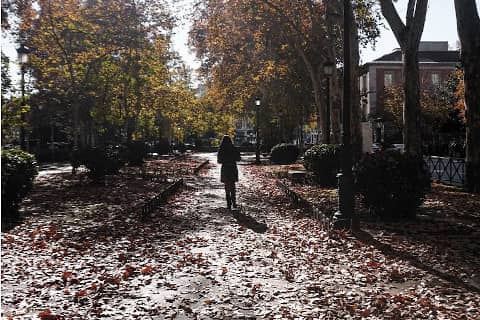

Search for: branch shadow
xmin=352 ymin=228 xmax=480 ymax=294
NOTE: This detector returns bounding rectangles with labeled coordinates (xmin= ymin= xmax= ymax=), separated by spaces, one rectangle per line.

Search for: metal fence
xmin=424 ymin=156 xmax=465 ymax=187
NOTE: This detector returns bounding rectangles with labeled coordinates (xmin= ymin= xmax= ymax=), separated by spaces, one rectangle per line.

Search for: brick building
xmin=359 ymin=41 xmax=460 ymax=151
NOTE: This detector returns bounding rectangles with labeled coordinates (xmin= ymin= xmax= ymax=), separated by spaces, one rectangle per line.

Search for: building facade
xmin=359 ymin=41 xmax=460 ymax=150
xmin=233 ymin=117 xmax=256 ymax=145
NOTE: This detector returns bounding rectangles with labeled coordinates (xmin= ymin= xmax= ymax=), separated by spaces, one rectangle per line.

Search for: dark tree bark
xmin=380 ymin=0 xmax=428 ymax=157
xmin=349 ymin=2 xmax=362 ymax=159
xmin=454 ymin=0 xmax=480 ymax=193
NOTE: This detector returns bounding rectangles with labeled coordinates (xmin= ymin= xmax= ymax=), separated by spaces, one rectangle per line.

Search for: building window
xmin=384 ymin=73 xmax=393 ymax=87
xmin=235 ymin=120 xmax=243 ymax=129
xmin=431 ymin=73 xmax=440 ymax=86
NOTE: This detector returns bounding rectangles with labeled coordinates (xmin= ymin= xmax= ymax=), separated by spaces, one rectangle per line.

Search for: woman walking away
xmin=217 ymin=135 xmax=241 ymax=210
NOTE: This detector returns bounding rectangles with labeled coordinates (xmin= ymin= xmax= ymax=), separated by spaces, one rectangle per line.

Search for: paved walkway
xmin=130 ymin=153 xmax=293 ymax=318
xmin=37 ymin=162 xmax=73 ymax=177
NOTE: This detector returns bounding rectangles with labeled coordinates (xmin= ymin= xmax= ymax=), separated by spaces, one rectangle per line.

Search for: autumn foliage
xmin=9 ymin=0 xmax=218 ymax=147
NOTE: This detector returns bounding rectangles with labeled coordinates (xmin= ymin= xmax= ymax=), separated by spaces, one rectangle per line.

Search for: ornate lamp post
xmin=17 ymin=44 xmax=29 ymax=151
xmin=334 ymin=0 xmax=356 ymax=230
xmin=255 ymin=97 xmax=261 ymax=164
xmin=323 ymin=62 xmax=335 ymax=144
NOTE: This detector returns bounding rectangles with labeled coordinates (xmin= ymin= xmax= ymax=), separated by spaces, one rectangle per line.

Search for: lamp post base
xmin=332 ymin=211 xmax=351 ymax=230
xmin=333 ymin=172 xmax=355 ymax=230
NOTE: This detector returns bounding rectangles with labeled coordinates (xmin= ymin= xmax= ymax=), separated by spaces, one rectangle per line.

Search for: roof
xmin=373 ymin=50 xmax=460 ymax=63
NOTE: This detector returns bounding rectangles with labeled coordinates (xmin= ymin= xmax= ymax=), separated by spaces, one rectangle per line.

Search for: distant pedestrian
xmin=217 ymin=135 xmax=241 ymax=210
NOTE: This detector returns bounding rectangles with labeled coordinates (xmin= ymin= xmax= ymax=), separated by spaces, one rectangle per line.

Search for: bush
xmin=270 ymin=143 xmax=299 ymax=164
xmin=355 ymin=150 xmax=431 ymax=220
xmin=74 ymin=146 xmax=125 ymax=180
xmin=154 ymin=139 xmax=172 ymax=155
xmin=124 ymin=141 xmax=147 ymax=166
xmin=1 ymin=148 xmax=38 ymax=221
xmin=303 ymin=144 xmax=340 ymax=186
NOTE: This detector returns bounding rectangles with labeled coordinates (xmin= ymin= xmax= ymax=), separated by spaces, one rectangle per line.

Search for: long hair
xmin=218 ymin=135 xmax=236 ymax=162
xmin=219 ymin=135 xmax=233 ymax=151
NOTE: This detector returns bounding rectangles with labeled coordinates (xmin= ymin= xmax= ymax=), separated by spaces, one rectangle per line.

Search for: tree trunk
xmin=313 ymin=73 xmax=327 ymax=144
xmin=349 ymin=4 xmax=362 ymax=159
xmin=454 ymin=0 xmax=480 ymax=192
xmin=297 ymin=47 xmax=326 ymax=144
xmin=380 ymin=0 xmax=428 ymax=157
xmin=464 ymin=61 xmax=480 ymax=192
xmin=72 ymin=100 xmax=80 ymax=149
xmin=403 ymin=49 xmax=422 ymax=156
xmin=326 ymin=1 xmax=341 ymax=144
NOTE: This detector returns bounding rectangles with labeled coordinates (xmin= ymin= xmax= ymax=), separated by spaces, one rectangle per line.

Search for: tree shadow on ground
xmin=353 ymin=221 xmax=480 ymax=294
xmin=1 ymin=216 xmax=26 ymax=233
xmin=4 ymin=168 xmax=228 ymax=247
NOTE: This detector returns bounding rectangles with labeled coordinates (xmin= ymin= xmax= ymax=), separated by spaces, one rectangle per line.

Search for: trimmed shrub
xmin=81 ymin=146 xmax=125 ymax=180
xmin=270 ymin=143 xmax=299 ymax=164
xmin=124 ymin=141 xmax=147 ymax=166
xmin=355 ymin=150 xmax=431 ymax=220
xmin=154 ymin=139 xmax=172 ymax=155
xmin=303 ymin=144 xmax=340 ymax=186
xmin=1 ymin=148 xmax=38 ymax=221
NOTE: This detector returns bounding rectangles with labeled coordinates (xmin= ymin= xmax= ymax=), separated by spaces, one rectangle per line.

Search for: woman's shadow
xmin=230 ymin=206 xmax=268 ymax=233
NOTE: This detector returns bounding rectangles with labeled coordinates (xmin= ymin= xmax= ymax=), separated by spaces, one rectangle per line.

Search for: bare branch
xmin=406 ymin=0 xmax=415 ymax=26
xmin=379 ymin=0 xmax=407 ymax=46
xmin=411 ymin=0 xmax=428 ymax=45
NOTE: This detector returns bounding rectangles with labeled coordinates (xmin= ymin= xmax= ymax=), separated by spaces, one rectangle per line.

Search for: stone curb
xmin=275 ymin=180 xmax=332 ymax=229
xmin=140 ymin=178 xmax=184 ymax=218
xmin=193 ymin=160 xmax=210 ymax=175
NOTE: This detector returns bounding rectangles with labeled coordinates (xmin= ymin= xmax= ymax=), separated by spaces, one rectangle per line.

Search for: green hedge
xmin=71 ymin=146 xmax=125 ymax=180
xmin=355 ymin=150 xmax=431 ymax=220
xmin=1 ymin=148 xmax=38 ymax=221
xmin=124 ymin=141 xmax=147 ymax=166
xmin=270 ymin=143 xmax=299 ymax=164
xmin=303 ymin=144 xmax=340 ymax=186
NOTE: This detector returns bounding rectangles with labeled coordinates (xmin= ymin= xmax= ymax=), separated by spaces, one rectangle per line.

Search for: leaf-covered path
xmin=2 ymin=153 xmax=479 ymax=319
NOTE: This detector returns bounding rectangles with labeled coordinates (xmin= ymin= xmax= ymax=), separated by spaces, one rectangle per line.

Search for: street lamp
xmin=255 ymin=97 xmax=261 ymax=164
xmin=323 ymin=62 xmax=335 ymax=144
xmin=334 ymin=0 xmax=356 ymax=230
xmin=17 ymin=44 xmax=30 ymax=151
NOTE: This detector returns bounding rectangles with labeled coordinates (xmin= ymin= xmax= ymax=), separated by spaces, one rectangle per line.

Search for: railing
xmin=424 ymin=156 xmax=465 ymax=187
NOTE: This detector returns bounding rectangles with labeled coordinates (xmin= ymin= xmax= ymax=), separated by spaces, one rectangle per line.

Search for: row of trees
xmin=190 ymin=0 xmax=381 ymax=149
xmin=2 ymin=0 xmax=478 ymax=191
xmin=189 ymin=0 xmax=479 ymax=192
xmin=1 ymin=0 xmax=223 ymax=153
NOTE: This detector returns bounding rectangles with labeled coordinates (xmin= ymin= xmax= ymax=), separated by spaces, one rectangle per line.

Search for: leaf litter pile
xmin=2 ymin=154 xmax=479 ymax=319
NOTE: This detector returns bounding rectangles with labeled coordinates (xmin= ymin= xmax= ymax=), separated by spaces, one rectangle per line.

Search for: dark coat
xmin=218 ymin=147 xmax=241 ymax=183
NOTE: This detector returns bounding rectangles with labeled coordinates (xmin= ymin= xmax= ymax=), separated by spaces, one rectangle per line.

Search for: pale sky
xmin=360 ymin=1 xmax=474 ymax=64
xmin=3 ymin=0 xmax=479 ymax=90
